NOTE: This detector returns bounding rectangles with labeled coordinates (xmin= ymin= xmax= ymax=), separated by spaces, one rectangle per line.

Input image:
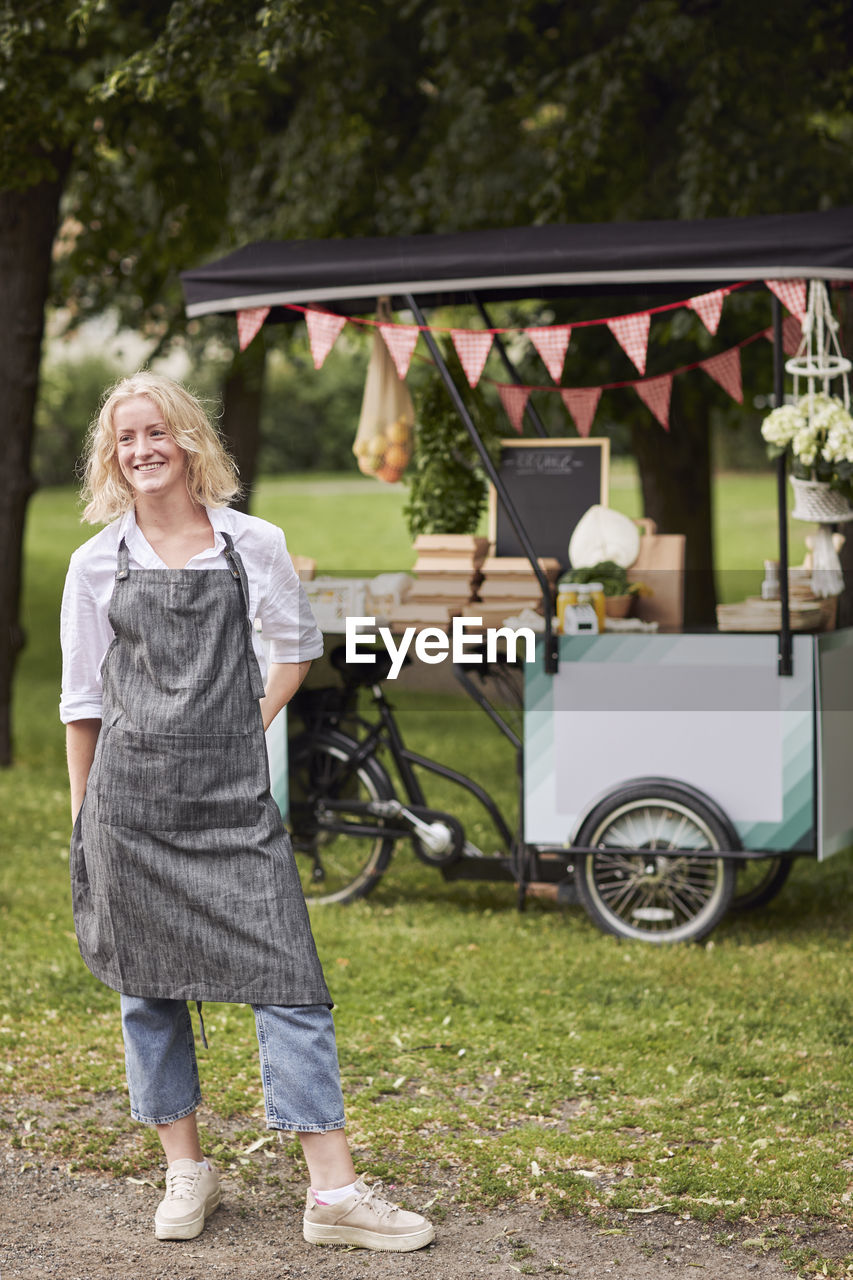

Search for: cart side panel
xmin=817 ymin=629 xmax=853 ymax=860
xmin=525 ymin=634 xmax=815 ymax=851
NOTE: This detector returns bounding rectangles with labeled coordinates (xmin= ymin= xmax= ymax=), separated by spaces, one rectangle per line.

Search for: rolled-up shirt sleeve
xmin=59 ymin=555 xmax=114 ymax=724
xmin=258 ymin=527 xmax=324 ymax=664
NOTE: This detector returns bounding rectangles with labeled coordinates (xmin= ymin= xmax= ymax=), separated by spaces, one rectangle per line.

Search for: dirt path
xmin=4 ymin=1155 xmax=844 ymax=1280
xmin=3 ymin=1095 xmax=849 ymax=1279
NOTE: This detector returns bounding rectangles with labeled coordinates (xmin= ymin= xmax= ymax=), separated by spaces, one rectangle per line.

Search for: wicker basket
xmin=789 ymin=476 xmax=853 ymax=524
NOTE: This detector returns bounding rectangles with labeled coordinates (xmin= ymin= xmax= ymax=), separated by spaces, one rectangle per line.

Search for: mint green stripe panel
xmin=266 ymin=709 xmax=289 ymax=821
xmin=736 ymin=710 xmax=813 ymax=850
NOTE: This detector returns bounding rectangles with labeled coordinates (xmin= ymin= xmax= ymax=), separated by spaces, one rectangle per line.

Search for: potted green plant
xmin=561 ymin=561 xmax=645 ymax=617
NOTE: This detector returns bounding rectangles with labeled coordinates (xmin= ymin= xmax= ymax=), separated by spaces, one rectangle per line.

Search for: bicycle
xmin=286 ymin=644 xmax=793 ymax=936
xmin=287 ymin=644 xmax=524 ymax=905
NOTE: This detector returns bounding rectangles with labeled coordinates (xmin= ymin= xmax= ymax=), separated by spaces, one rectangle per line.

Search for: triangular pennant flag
xmin=450 ymin=329 xmax=493 ymax=387
xmin=701 ymin=348 xmax=743 ymax=403
xmin=607 ymin=311 xmax=650 ymax=375
xmin=559 ymin=387 xmax=602 ymax=438
xmin=305 ymin=308 xmax=347 ymax=369
xmin=783 ymin=315 xmax=803 ymax=357
xmin=635 ymin=374 xmax=673 ymax=430
xmin=526 ymin=326 xmax=571 ymax=383
xmin=765 ymin=279 xmax=807 ymax=321
xmin=379 ymin=323 xmax=420 ymax=380
xmin=236 ymin=306 xmax=270 ymax=351
xmin=497 ymin=384 xmax=530 ymax=434
xmin=761 ymin=315 xmax=803 ymax=357
xmin=687 ymin=289 xmax=726 ymax=336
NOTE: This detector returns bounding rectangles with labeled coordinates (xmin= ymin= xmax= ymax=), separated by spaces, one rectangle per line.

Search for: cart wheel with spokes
xmin=573 ymin=779 xmax=737 ymax=943
xmin=731 ymin=856 xmax=793 ymax=911
xmin=288 ymin=730 xmax=397 ymax=905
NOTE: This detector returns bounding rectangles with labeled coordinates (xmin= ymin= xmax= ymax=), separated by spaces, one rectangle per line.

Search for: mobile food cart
xmin=182 ymin=207 xmax=853 ymax=943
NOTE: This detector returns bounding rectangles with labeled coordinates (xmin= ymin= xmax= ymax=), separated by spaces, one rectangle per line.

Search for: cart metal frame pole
xmin=405 ymin=292 xmax=560 ymax=674
xmin=472 ymin=295 xmax=549 ymax=439
xmin=773 ymin=294 xmax=793 ymax=676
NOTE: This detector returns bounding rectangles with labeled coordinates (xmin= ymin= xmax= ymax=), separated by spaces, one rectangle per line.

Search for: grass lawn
xmin=2 ymin=472 xmax=851 ymax=1275
xmin=252 ymin=461 xmax=811 ymax=599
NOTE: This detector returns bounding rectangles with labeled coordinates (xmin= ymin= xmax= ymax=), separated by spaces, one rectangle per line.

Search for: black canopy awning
xmin=182 ymin=207 xmax=853 ymax=319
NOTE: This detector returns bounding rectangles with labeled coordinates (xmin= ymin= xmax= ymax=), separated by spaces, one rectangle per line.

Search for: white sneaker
xmin=154 ymin=1158 xmax=221 ymax=1241
xmin=303 ymin=1177 xmax=434 ymax=1251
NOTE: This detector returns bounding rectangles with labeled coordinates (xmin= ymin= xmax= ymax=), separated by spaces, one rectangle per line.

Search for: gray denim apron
xmin=69 ymin=532 xmax=331 ymax=1008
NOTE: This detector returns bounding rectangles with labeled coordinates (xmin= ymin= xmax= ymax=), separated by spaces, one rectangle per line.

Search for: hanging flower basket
xmin=762 ymin=392 xmax=853 ymax=522
xmin=789 ymin=475 xmax=853 ymax=524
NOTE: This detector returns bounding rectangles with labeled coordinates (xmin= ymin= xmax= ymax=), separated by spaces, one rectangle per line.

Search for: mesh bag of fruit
xmin=353 ymin=317 xmax=415 ymax=483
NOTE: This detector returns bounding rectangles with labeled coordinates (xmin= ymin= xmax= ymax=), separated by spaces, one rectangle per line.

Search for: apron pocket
xmin=97 ymin=727 xmax=263 ymax=831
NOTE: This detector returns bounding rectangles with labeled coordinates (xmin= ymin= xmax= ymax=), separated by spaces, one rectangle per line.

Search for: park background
xmin=3 ymin=4 xmax=853 ymax=1275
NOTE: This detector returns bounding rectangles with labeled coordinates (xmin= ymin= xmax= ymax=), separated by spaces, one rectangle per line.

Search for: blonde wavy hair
xmin=81 ymin=371 xmax=241 ymax=524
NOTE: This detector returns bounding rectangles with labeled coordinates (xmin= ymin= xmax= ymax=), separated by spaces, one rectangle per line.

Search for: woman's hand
xmin=260 ymin=661 xmax=311 ymax=732
xmin=67 ymin=719 xmax=102 ymax=822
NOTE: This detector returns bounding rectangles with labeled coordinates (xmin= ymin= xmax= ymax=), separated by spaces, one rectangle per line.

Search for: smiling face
xmin=114 ymin=395 xmax=187 ymax=503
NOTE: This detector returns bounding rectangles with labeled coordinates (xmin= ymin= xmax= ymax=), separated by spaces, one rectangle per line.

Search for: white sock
xmin=312 ymin=1180 xmax=358 ymax=1205
xmin=197 ymin=1158 xmax=212 ymax=1170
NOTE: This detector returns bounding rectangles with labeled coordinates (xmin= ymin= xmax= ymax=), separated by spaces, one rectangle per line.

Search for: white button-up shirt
xmin=60 ymin=506 xmax=323 ymax=724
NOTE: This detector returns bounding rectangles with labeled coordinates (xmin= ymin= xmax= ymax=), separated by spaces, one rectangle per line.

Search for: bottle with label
xmin=556 ymin=583 xmax=578 ymax=634
xmin=561 ymin=584 xmax=600 ymax=634
xmin=761 ymin=560 xmax=780 ymax=601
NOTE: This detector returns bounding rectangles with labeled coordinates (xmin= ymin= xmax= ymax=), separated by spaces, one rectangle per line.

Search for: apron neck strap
xmin=221 ymin=532 xmax=252 ymax=617
xmin=115 ymin=537 xmax=130 ymax=581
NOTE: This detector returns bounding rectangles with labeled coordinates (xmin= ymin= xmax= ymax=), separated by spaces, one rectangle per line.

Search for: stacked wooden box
xmin=457 ymin=555 xmax=561 ymax=628
xmin=384 ymin=534 xmax=488 ymax=630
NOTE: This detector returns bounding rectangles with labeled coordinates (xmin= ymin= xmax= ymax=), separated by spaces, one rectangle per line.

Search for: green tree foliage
xmin=33 ymin=351 xmax=125 ymax=487
xmin=3 ymin=0 xmax=853 ymax=759
xmin=259 ymin=333 xmax=371 ymax=474
xmin=0 ymin=0 xmax=329 ymax=761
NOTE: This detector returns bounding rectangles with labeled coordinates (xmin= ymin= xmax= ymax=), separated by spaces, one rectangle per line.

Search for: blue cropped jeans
xmin=120 ymin=996 xmax=346 ymax=1133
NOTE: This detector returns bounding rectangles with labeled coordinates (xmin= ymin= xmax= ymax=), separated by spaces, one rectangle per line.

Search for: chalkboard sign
xmin=488 ymin=438 xmax=610 ymax=572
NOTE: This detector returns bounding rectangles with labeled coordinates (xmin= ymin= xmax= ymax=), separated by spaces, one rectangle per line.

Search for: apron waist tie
xmin=195 ymin=1000 xmax=209 ymax=1050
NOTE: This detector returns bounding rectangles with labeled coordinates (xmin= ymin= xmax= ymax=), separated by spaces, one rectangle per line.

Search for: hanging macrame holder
xmin=784 ymin=282 xmax=853 ymax=595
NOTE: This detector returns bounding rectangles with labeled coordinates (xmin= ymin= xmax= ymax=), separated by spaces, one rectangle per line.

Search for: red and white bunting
xmin=305 ymin=309 xmax=347 ymax=370
xmin=379 ymin=323 xmax=420 ymax=380
xmin=607 ymin=312 xmax=650 ymax=376
xmin=497 ymin=384 xmax=530 ymax=434
xmin=783 ymin=315 xmax=803 ymax=356
xmin=687 ymin=289 xmax=726 ymax=336
xmin=635 ymin=374 xmax=673 ymax=430
xmin=761 ymin=315 xmax=803 ymax=357
xmin=701 ymin=348 xmax=743 ymax=403
xmin=765 ymin=279 xmax=808 ymax=321
xmin=526 ymin=325 xmax=571 ymax=383
xmin=451 ymin=329 xmax=493 ymax=387
xmin=560 ymin=387 xmax=602 ymax=438
xmin=237 ymin=306 xmax=270 ymax=351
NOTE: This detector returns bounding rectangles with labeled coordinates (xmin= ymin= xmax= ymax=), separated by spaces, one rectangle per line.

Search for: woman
xmin=60 ymin=371 xmax=433 ymax=1252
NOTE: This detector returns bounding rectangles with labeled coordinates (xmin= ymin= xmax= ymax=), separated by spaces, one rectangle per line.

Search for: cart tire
xmin=731 ymin=856 xmax=793 ymax=911
xmin=288 ymin=731 xmax=397 ymax=905
xmin=573 ymin=779 xmax=737 ymax=944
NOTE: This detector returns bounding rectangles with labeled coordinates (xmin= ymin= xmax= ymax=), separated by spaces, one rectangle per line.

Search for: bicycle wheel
xmin=288 ymin=730 xmax=397 ymax=905
xmin=731 ymin=856 xmax=793 ymax=911
xmin=574 ymin=780 xmax=737 ymax=944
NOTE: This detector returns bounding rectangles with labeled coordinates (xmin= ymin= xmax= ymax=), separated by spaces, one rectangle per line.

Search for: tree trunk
xmin=0 ymin=163 xmax=70 ymax=766
xmin=221 ymin=335 xmax=267 ymax=514
xmin=630 ymin=378 xmax=717 ymax=627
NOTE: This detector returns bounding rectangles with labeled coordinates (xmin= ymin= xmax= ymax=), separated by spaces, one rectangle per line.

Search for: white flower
xmin=825 ymin=420 xmax=853 ymax=463
xmin=792 ymin=426 xmax=819 ymax=467
xmin=761 ymin=404 xmax=803 ymax=447
xmin=763 ymin=393 xmax=853 ymax=472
